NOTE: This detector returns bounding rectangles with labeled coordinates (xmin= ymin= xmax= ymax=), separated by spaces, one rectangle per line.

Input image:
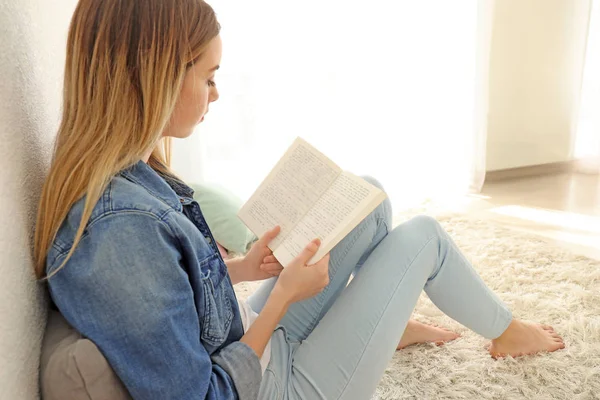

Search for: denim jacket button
xmin=179 ymin=198 xmax=185 ymax=203
xmin=205 ymin=236 xmax=212 ymax=244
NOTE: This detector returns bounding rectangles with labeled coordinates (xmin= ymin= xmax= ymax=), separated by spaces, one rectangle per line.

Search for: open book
xmin=238 ymin=137 xmax=387 ymax=266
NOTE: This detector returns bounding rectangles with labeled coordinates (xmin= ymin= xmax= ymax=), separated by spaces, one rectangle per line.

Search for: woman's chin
xmin=183 ymin=129 xmax=197 ymax=138
xmin=166 ymin=128 xmax=196 ymax=139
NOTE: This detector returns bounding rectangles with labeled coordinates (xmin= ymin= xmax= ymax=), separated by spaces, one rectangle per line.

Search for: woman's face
xmin=164 ymin=35 xmax=222 ymax=139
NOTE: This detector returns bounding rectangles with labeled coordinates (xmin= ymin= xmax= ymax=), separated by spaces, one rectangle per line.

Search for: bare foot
xmin=397 ymin=320 xmax=460 ymax=350
xmin=489 ymin=320 xmax=565 ymax=359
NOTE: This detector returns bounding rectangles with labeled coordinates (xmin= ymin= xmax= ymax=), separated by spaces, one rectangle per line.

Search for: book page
xmin=238 ymin=137 xmax=342 ymax=250
xmin=273 ymin=171 xmax=387 ymax=266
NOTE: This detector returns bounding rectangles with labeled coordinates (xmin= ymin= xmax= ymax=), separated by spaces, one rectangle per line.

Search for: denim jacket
xmin=46 ymin=160 xmax=261 ymax=400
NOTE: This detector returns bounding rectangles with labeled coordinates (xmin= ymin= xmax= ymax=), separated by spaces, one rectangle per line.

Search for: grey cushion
xmin=40 ymin=310 xmax=132 ymax=400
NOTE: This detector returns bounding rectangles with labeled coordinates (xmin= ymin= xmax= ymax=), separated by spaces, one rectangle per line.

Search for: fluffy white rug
xmin=235 ymin=214 xmax=600 ymax=399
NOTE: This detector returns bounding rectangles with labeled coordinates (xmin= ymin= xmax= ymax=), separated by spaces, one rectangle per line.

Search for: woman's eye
xmin=207 ymin=79 xmax=216 ymax=87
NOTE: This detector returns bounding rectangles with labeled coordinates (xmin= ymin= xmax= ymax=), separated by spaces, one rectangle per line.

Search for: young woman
xmin=34 ymin=1 xmax=565 ymax=399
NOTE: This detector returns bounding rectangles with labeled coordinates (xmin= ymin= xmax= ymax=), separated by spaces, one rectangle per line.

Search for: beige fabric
xmin=40 ymin=310 xmax=131 ymax=400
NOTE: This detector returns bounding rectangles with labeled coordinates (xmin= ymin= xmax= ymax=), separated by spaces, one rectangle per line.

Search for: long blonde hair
xmin=34 ymin=0 xmax=220 ymax=279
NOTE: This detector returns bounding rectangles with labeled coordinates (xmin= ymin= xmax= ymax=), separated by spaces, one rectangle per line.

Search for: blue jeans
xmin=249 ymin=177 xmax=513 ymax=400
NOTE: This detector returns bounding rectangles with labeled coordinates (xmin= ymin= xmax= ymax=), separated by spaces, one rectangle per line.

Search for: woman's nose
xmin=210 ymin=88 xmax=219 ymax=102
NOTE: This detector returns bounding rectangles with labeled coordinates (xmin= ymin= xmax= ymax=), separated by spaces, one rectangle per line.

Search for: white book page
xmin=238 ymin=137 xmax=341 ymax=250
xmin=274 ymin=171 xmax=387 ymax=266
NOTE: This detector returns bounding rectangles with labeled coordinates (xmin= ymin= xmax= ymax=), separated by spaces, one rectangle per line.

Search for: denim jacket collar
xmin=119 ymin=160 xmax=194 ymax=212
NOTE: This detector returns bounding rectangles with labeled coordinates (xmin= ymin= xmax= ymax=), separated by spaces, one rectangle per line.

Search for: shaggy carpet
xmin=235 ymin=214 xmax=600 ymax=399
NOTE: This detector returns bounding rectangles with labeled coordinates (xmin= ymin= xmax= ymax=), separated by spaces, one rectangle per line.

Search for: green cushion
xmin=189 ymin=182 xmax=256 ymax=254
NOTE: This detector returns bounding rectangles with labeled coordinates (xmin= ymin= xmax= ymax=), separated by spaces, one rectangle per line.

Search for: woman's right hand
xmin=241 ymin=239 xmax=329 ymax=359
xmin=273 ymin=239 xmax=330 ymax=305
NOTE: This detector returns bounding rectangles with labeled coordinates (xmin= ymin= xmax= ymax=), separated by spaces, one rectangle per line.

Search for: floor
xmin=462 ymin=172 xmax=600 ymax=261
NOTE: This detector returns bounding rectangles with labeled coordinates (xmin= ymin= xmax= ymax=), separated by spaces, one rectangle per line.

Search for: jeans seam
xmin=304 ymin=214 xmax=374 ymax=334
xmin=425 ymin=234 xmax=513 ymax=339
xmin=353 ymin=215 xmax=390 ymax=273
xmin=263 ymin=368 xmax=282 ymax=399
xmin=293 ymin=364 xmax=329 ymax=399
xmin=378 ymin=215 xmax=391 ymax=235
xmin=426 ymin=233 xmax=445 ymax=282
xmin=336 ymin=235 xmax=437 ymax=400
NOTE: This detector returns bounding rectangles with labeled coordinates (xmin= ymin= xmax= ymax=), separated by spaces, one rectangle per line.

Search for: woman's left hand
xmin=241 ymin=225 xmax=284 ymax=281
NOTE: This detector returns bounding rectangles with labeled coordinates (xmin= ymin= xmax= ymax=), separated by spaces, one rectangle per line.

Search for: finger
xmin=264 ymin=262 xmax=283 ymax=271
xmin=320 ymin=255 xmax=331 ymax=278
xmin=260 ymin=225 xmax=281 ymax=244
xmin=260 ymin=263 xmax=283 ymax=276
xmin=309 ymin=252 xmax=330 ymax=267
xmin=262 ymin=269 xmax=281 ymax=277
xmin=261 ymin=262 xmax=283 ymax=270
xmin=293 ymin=238 xmax=321 ymax=266
xmin=263 ymin=255 xmax=277 ymax=264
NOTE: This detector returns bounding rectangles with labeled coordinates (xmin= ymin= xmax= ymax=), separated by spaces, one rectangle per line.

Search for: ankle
xmin=493 ymin=319 xmax=520 ymax=343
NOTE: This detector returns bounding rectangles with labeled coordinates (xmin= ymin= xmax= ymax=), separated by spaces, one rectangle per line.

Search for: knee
xmin=361 ymin=175 xmax=384 ymax=191
xmin=361 ymin=175 xmax=392 ymax=227
xmin=408 ymin=215 xmax=443 ymax=236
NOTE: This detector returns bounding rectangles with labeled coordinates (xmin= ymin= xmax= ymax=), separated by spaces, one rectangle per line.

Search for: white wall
xmin=486 ymin=0 xmax=591 ymax=171
xmin=576 ymin=0 xmax=600 ymax=173
xmin=0 ymin=1 xmax=77 ymax=399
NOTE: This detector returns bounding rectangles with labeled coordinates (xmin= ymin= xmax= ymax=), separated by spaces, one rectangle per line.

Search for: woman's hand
xmin=272 ymin=238 xmax=330 ymax=305
xmin=232 ymin=226 xmax=283 ymax=283
xmin=240 ymin=237 xmax=329 ymax=360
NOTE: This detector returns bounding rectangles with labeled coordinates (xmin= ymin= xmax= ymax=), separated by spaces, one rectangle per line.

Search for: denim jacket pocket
xmin=200 ymin=257 xmax=233 ymax=348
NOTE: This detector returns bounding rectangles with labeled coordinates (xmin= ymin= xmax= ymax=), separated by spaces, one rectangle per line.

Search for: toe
xmin=541 ymin=325 xmax=554 ymax=331
xmin=553 ymin=340 xmax=566 ymax=351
